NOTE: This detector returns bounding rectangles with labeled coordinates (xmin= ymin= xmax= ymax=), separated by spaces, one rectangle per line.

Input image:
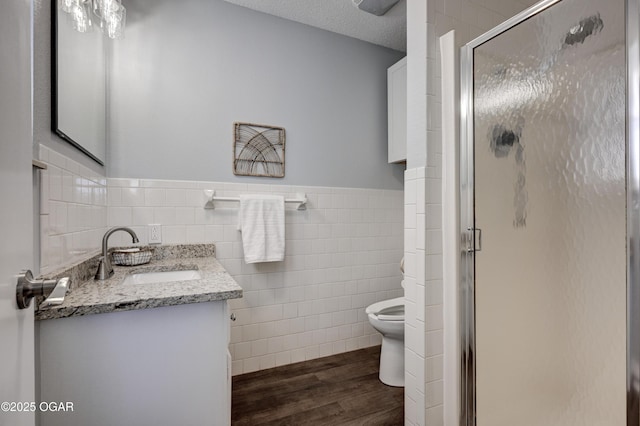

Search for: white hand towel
xmin=238 ymin=194 xmax=285 ymax=264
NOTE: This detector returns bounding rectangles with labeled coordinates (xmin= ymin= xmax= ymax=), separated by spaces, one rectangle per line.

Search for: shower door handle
xmin=466 ymin=228 xmax=482 ymax=253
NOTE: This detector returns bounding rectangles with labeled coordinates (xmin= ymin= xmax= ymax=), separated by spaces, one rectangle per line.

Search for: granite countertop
xmin=35 ymin=244 xmax=242 ymax=321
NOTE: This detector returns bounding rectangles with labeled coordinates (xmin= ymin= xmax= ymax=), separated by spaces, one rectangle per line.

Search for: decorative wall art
xmin=233 ymin=122 xmax=285 ymax=178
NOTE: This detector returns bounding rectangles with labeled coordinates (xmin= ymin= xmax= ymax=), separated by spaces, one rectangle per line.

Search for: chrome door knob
xmin=16 ymin=270 xmax=70 ymax=310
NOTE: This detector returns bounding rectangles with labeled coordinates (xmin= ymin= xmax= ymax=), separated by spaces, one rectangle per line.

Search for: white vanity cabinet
xmin=38 ymin=301 xmax=231 ymax=426
xmin=387 ymin=56 xmax=407 ymax=163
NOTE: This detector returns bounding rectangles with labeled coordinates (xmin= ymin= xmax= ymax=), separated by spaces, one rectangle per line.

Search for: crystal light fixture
xmin=58 ymin=0 xmax=126 ymax=39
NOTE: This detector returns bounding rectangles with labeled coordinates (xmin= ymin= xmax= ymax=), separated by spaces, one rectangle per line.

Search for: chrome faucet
xmin=95 ymin=226 xmax=140 ymax=280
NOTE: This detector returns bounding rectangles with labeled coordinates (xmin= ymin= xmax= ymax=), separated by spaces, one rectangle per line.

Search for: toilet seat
xmin=366 ymin=297 xmax=404 ymax=321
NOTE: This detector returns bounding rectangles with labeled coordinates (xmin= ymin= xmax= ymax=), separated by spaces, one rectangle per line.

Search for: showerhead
xmin=489 ymin=117 xmax=525 ymax=160
xmin=563 ymin=13 xmax=604 ymax=47
xmin=490 ymin=125 xmax=520 ymax=158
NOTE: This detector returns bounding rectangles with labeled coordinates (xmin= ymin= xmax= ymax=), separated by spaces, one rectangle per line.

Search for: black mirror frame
xmin=51 ymin=0 xmax=105 ymax=166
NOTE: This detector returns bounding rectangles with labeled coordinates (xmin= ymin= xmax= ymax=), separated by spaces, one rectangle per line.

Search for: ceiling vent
xmin=352 ymin=0 xmax=400 ymax=16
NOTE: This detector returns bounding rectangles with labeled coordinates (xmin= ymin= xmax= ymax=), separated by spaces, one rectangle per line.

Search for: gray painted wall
xmin=108 ymin=0 xmax=405 ymax=190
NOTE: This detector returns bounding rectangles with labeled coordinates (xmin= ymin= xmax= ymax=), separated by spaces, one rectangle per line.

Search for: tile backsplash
xmin=107 ymin=178 xmax=404 ymax=374
xmin=38 ymin=145 xmax=107 ymax=275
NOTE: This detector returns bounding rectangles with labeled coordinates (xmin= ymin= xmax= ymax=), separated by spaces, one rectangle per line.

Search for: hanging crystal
xmin=104 ymin=4 xmax=126 ymax=39
xmin=58 ymin=0 xmax=77 ymax=14
xmin=59 ymin=0 xmax=126 ymax=39
xmin=70 ymin=0 xmax=92 ymax=33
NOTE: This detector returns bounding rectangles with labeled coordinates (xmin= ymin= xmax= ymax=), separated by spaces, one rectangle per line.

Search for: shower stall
xmin=459 ymin=0 xmax=638 ymax=423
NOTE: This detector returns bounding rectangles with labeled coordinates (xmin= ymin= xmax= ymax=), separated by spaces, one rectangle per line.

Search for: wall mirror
xmin=52 ymin=1 xmax=107 ymax=166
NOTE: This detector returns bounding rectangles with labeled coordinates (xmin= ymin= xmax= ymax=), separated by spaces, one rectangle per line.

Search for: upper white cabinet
xmin=388 ymin=56 xmax=407 ymax=163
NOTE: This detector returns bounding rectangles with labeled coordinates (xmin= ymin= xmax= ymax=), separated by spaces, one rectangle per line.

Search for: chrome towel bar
xmin=203 ymin=190 xmax=307 ymax=211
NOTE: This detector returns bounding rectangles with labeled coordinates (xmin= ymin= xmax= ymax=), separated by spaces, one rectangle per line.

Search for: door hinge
xmin=466 ymin=228 xmax=482 ymax=253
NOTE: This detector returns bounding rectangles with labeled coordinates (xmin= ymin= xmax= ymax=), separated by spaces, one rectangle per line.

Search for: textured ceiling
xmin=221 ymin=0 xmax=407 ymax=52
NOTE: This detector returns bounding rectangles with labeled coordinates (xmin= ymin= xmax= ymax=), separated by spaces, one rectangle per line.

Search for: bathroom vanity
xmin=35 ymin=245 xmax=242 ymax=426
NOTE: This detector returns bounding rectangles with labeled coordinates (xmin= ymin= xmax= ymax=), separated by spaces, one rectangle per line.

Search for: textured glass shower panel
xmin=473 ymin=0 xmax=625 ymax=424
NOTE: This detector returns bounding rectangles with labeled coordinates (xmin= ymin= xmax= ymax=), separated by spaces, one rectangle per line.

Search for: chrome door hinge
xmin=466 ymin=228 xmax=482 ymax=253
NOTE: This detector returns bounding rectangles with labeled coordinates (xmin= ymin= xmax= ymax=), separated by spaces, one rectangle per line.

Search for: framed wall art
xmin=233 ymin=122 xmax=285 ymax=178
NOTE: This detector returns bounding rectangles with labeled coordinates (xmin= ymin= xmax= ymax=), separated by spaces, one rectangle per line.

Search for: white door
xmin=0 ymin=1 xmax=36 ymax=426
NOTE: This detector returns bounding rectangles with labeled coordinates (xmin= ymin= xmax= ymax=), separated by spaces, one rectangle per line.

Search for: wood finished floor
xmin=232 ymin=346 xmax=404 ymax=426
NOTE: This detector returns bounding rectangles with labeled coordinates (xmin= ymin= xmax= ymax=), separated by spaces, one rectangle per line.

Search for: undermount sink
xmin=122 ymin=269 xmax=202 ymax=285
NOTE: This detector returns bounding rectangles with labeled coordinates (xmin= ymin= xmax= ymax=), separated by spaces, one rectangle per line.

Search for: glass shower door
xmin=469 ymin=0 xmax=626 ymax=424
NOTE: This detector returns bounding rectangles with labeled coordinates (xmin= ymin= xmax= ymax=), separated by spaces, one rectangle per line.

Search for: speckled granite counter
xmin=35 ymin=244 xmax=242 ymax=321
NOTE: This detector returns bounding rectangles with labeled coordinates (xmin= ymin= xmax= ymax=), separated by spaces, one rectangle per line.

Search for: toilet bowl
xmin=366 ymin=296 xmax=404 ymax=387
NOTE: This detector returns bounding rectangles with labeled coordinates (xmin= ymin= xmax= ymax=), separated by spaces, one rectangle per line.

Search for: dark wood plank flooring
xmin=232 ymin=346 xmax=404 ymax=426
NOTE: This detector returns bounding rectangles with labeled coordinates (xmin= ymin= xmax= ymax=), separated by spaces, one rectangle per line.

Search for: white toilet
xmin=366 ymin=296 xmax=405 ymax=387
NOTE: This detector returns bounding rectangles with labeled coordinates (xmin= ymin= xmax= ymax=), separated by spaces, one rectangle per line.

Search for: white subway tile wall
xmin=108 ymin=178 xmax=404 ymax=375
xmin=38 ymin=145 xmax=107 ymax=275
xmin=408 ymin=0 xmax=538 ymax=423
xmin=405 ymin=167 xmax=429 ymax=426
